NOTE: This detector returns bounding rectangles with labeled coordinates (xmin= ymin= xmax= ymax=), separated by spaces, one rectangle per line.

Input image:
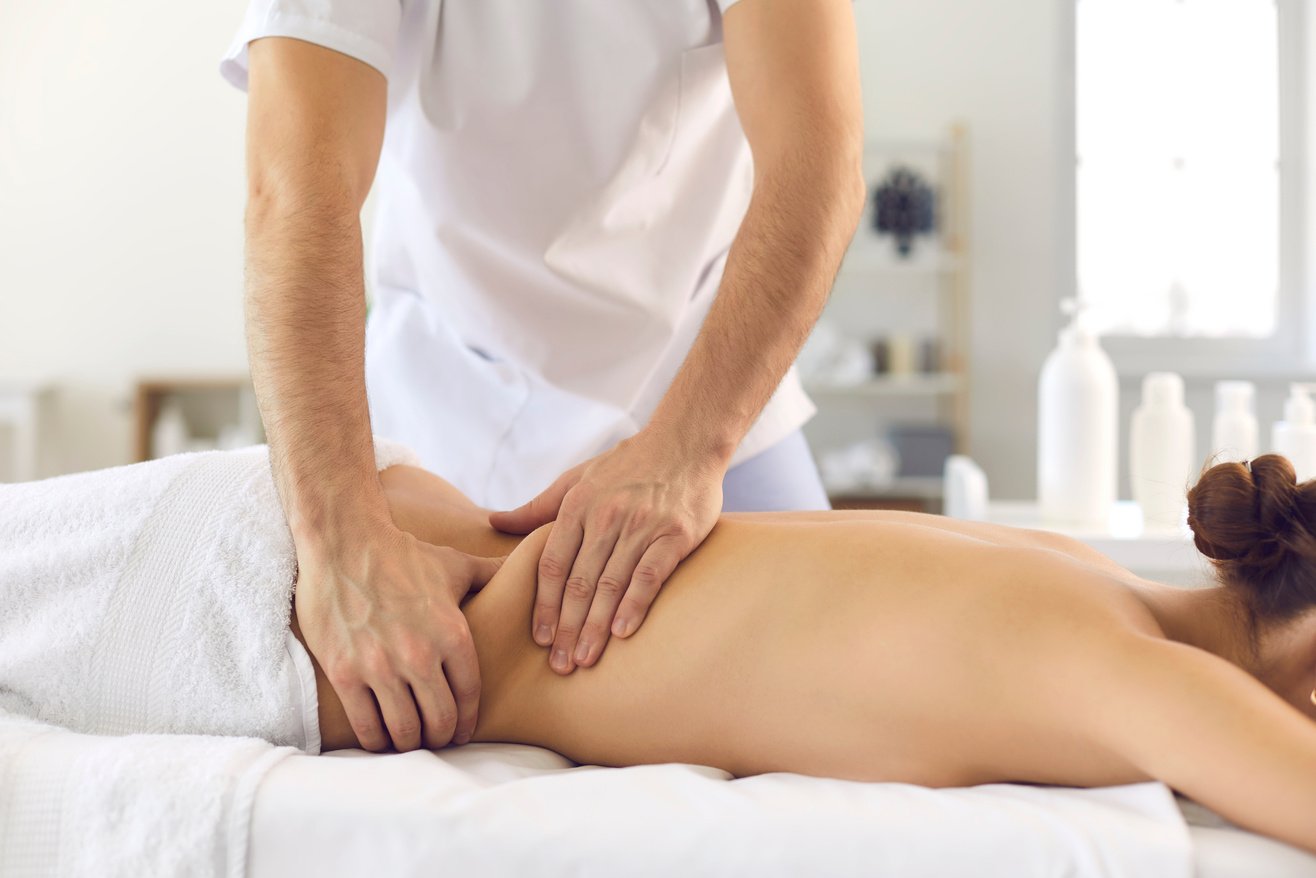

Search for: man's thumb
xmin=467 ymin=553 xmax=506 ymax=590
xmin=488 ymin=479 xmax=570 ymax=534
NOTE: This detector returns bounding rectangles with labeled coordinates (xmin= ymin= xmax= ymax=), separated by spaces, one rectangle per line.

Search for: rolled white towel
xmin=0 ymin=436 xmax=419 ymax=748
xmin=0 ymin=436 xmax=421 ymax=877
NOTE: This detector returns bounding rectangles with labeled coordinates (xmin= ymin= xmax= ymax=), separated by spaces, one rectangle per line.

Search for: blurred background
xmin=1 ymin=0 xmax=1309 ymax=515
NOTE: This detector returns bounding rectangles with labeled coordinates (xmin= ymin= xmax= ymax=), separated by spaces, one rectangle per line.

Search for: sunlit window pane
xmin=1077 ymin=0 xmax=1280 ymax=338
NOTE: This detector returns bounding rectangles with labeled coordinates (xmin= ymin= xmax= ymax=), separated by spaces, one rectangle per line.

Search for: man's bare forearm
xmin=648 ymin=156 xmax=865 ymax=464
xmin=244 ymin=193 xmax=389 ymax=545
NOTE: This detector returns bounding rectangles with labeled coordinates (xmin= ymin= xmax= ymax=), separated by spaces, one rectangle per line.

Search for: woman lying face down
xmin=298 ymin=454 xmax=1316 ymax=857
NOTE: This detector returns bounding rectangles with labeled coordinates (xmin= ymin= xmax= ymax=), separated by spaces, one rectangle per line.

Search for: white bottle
xmin=1038 ymin=299 xmax=1118 ymax=526
xmin=1211 ymin=380 xmax=1258 ymax=464
xmin=151 ymin=400 xmax=191 ymax=459
xmin=944 ymin=455 xmax=989 ymax=521
xmin=1129 ymin=372 xmax=1196 ymax=529
xmin=1272 ymin=384 xmax=1316 ymax=483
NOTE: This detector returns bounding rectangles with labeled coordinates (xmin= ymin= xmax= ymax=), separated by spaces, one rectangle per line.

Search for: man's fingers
xmin=441 ymin=621 xmax=482 ymax=746
xmin=488 ymin=469 xmax=578 ymax=535
xmin=613 ymin=535 xmax=686 ymax=639
xmin=532 ymin=518 xmax=584 ymax=647
xmin=550 ymin=525 xmax=620 ymax=674
xmin=409 ymin=674 xmax=459 ymax=750
xmin=374 ymin=678 xmax=424 ymax=753
xmin=337 ymin=682 xmax=391 ymax=752
xmin=574 ymin=534 xmax=647 ymax=667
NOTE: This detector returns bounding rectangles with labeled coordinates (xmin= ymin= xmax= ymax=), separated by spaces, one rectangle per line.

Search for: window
xmin=1076 ymin=0 xmax=1283 ymax=339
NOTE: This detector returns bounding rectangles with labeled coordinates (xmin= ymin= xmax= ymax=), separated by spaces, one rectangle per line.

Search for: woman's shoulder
xmin=984 ymin=537 xmax=1169 ymax=642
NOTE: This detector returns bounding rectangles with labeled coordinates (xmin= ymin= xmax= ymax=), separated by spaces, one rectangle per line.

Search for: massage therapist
xmin=219 ymin=0 xmax=864 ymax=754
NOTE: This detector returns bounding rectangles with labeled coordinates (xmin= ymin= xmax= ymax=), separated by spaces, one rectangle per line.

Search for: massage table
xmin=246 ymin=744 xmax=1316 ymax=877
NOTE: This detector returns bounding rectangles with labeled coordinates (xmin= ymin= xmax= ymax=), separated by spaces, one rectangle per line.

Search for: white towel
xmin=0 ymin=437 xmax=419 ymax=877
xmin=0 ymin=711 xmax=294 ymax=878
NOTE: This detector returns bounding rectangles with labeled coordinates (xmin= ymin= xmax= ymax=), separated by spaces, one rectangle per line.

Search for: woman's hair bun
xmin=1187 ymin=455 xmax=1294 ymax=564
xmin=1187 ymin=454 xmax=1316 ymax=621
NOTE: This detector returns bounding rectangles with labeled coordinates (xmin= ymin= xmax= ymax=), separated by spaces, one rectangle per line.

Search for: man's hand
xmin=489 ymin=429 xmax=724 ymax=674
xmin=293 ymin=517 xmax=503 ymax=752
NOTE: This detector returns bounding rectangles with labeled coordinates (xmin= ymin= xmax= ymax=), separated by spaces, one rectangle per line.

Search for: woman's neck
xmin=1132 ymin=582 xmax=1259 ymax=673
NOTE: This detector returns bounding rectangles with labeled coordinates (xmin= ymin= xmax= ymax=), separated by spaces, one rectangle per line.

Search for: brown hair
xmin=1187 ymin=454 xmax=1316 ymax=624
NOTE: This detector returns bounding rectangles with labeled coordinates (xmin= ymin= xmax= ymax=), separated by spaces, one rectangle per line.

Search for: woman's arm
xmin=1084 ymin=633 xmax=1316 ymax=855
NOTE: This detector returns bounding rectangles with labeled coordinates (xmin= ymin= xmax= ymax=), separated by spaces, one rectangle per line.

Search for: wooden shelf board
xmin=804 ymin=373 xmax=962 ymax=397
xmin=840 ymin=249 xmax=960 ymax=275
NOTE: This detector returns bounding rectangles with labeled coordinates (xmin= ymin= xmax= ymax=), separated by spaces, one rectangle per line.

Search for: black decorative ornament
xmin=871 ymin=166 xmax=936 ymax=258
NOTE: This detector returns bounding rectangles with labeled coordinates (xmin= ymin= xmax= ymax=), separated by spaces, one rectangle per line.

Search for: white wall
xmin=0 ymin=0 xmax=257 ymax=475
xmin=2 ymin=0 xmax=1070 ymax=496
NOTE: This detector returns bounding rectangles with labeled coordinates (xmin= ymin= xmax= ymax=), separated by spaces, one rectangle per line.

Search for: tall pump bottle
xmin=1037 ymin=299 xmax=1118 ymax=526
xmin=1130 ymin=372 xmax=1196 ymax=528
xmin=1273 ymin=384 xmax=1316 ymax=483
xmin=1210 ymin=380 xmax=1258 ymax=464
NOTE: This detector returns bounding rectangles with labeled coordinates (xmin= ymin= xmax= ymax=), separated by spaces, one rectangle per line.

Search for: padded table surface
xmin=243 ymin=744 xmax=1316 ymax=877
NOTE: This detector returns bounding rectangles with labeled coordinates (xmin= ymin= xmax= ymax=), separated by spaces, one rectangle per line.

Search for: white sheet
xmin=1177 ymin=797 xmax=1316 ymax=878
xmin=249 ymin=744 xmax=1200 ymax=878
xmin=1192 ymin=825 xmax=1316 ymax=878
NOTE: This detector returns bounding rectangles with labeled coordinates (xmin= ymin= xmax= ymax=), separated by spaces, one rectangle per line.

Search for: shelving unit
xmin=133 ymin=376 xmax=263 ymax=462
xmin=805 ymin=123 xmax=971 ymax=512
xmin=837 ymin=249 xmax=961 ymax=276
xmin=805 ymin=372 xmax=962 ymax=398
xmin=829 ymin=476 xmax=945 ymax=512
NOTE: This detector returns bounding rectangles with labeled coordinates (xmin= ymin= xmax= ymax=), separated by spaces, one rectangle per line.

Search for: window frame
xmin=1060 ymin=0 xmax=1308 ymax=378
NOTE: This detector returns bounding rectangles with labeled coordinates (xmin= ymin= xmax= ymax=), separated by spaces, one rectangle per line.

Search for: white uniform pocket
xmin=365 ymin=289 xmax=531 ymax=505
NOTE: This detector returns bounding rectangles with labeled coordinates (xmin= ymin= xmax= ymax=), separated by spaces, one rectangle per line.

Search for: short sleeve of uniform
xmin=218 ymin=0 xmax=402 ymax=92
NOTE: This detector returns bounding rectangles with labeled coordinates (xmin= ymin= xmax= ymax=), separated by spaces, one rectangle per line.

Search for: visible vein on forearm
xmin=244 ymin=195 xmax=383 ymax=532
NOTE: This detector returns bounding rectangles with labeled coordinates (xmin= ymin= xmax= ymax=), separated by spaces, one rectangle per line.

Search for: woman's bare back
xmin=461 ymin=516 xmax=1163 ymax=788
